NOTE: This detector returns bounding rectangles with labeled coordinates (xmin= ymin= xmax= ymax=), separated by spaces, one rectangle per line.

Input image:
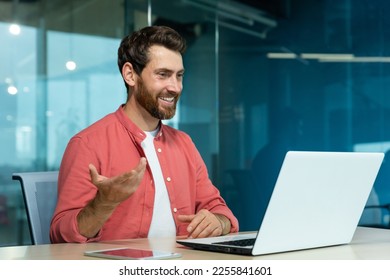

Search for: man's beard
xmin=135 ymin=78 xmax=178 ymax=120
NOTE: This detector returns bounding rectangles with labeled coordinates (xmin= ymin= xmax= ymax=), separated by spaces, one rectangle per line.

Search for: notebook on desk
xmin=177 ymin=151 xmax=384 ymax=256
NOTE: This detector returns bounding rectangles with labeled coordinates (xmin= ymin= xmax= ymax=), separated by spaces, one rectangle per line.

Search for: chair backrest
xmin=12 ymin=171 xmax=59 ymax=245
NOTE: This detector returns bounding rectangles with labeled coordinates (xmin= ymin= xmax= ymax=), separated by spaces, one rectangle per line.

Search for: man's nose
xmin=167 ymin=76 xmax=182 ymax=93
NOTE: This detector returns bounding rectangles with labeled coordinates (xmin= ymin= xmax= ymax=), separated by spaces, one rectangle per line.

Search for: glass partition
xmin=0 ymin=0 xmax=126 ymax=246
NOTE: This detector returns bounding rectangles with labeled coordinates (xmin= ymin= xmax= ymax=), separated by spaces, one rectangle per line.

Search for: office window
xmin=0 ymin=0 xmax=125 ymax=246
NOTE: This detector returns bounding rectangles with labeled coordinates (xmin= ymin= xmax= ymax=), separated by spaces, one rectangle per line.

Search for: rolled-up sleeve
xmin=50 ymin=137 xmax=101 ymax=243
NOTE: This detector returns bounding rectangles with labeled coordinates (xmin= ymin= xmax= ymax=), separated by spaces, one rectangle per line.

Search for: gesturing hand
xmin=77 ymin=157 xmax=147 ymax=238
xmin=88 ymin=157 xmax=147 ymax=207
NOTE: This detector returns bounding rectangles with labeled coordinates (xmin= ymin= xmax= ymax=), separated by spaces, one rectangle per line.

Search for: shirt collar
xmin=115 ymin=104 xmax=164 ymax=141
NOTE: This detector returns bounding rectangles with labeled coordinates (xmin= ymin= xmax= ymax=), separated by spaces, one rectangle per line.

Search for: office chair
xmin=12 ymin=171 xmax=59 ymax=245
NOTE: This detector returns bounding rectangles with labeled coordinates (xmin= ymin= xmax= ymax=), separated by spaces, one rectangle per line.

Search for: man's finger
xmin=114 ymin=157 xmax=147 ymax=183
xmin=135 ymin=157 xmax=147 ymax=172
xmin=89 ymin=163 xmax=99 ymax=184
xmin=177 ymin=214 xmax=195 ymax=223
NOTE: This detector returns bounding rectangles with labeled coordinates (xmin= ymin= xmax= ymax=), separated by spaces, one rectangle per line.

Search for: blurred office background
xmin=1 ymin=0 xmax=390 ymax=246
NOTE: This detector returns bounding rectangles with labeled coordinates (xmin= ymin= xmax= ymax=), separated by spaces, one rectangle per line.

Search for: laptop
xmin=177 ymin=151 xmax=384 ymax=256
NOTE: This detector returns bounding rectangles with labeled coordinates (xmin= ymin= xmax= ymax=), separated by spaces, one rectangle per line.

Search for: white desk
xmin=0 ymin=227 xmax=389 ymax=260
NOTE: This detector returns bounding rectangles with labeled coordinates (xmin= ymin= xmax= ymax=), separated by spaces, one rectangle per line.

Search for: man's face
xmin=134 ymin=45 xmax=184 ymax=120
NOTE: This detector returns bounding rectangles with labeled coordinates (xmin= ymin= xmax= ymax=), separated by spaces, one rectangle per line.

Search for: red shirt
xmin=50 ymin=106 xmax=239 ymax=243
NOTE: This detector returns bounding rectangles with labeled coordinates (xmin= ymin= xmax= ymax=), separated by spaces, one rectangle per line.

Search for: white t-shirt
xmin=142 ymin=130 xmax=176 ymax=238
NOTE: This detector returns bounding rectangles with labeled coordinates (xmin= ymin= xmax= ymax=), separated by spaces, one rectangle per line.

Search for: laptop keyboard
xmin=213 ymin=238 xmax=256 ymax=247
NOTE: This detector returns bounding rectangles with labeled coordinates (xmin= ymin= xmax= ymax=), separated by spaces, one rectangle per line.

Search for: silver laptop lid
xmin=252 ymin=151 xmax=384 ymax=255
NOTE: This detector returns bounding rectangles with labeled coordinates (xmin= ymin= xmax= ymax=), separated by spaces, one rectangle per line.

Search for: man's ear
xmin=122 ymin=62 xmax=136 ymax=87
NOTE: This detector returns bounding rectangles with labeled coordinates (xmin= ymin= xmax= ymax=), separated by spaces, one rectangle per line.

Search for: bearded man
xmin=50 ymin=26 xmax=238 ymax=243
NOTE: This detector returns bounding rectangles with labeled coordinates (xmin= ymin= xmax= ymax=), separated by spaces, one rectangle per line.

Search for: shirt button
xmin=157 ymin=148 xmax=162 ymax=153
xmin=166 ymin=177 xmax=171 ymax=182
xmin=173 ymin=208 xmax=177 ymax=213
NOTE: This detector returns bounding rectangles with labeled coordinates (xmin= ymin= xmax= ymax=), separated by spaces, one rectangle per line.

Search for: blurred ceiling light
xmin=184 ymin=0 xmax=276 ymax=27
xmin=7 ymin=85 xmax=18 ymax=95
xmin=182 ymin=0 xmax=277 ymax=39
xmin=9 ymin=23 xmax=21 ymax=35
xmin=301 ymin=53 xmax=354 ymax=60
xmin=319 ymin=56 xmax=390 ymax=63
xmin=65 ymin=60 xmax=77 ymax=71
xmin=266 ymin=51 xmax=390 ymax=63
xmin=267 ymin=53 xmax=297 ymax=59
